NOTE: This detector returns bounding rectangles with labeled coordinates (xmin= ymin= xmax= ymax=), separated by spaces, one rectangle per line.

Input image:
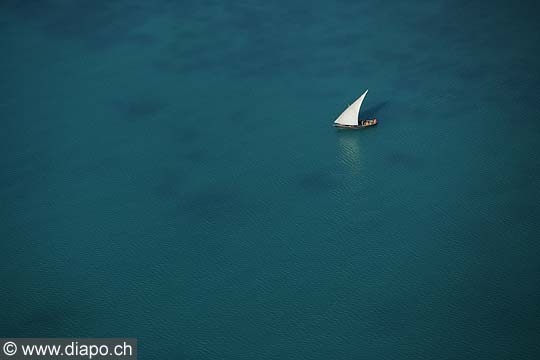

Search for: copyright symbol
xmin=3 ymin=341 xmax=17 ymax=356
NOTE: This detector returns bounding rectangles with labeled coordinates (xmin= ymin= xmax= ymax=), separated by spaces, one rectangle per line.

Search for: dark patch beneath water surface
xmin=174 ymin=126 xmax=201 ymax=144
xmin=124 ymin=33 xmax=158 ymax=47
xmin=4 ymin=303 xmax=84 ymax=337
xmin=181 ymin=149 xmax=208 ymax=163
xmin=386 ymin=151 xmax=424 ymax=170
xmin=149 ymin=2 xmax=321 ymax=79
xmin=22 ymin=308 xmax=67 ymax=333
xmin=115 ymin=96 xmax=167 ymax=121
xmin=154 ymin=167 xmax=184 ymax=199
xmin=172 ymin=186 xmax=248 ymax=227
xmin=4 ymin=0 xmax=161 ymax=50
xmin=297 ymin=169 xmax=339 ymax=192
xmin=1 ymin=0 xmax=56 ymax=16
xmin=171 ymin=127 xmax=209 ymax=163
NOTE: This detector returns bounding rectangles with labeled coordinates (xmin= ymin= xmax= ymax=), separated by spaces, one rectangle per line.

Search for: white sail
xmin=334 ymin=90 xmax=368 ymax=126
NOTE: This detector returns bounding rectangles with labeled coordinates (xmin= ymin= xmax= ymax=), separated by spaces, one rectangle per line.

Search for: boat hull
xmin=334 ymin=119 xmax=378 ymax=129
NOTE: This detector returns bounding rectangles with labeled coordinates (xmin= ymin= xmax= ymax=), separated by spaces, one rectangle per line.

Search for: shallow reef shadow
xmin=172 ymin=185 xmax=247 ymax=226
xmin=386 ymin=150 xmax=424 ymax=170
xmin=297 ymin=168 xmax=339 ymax=192
xmin=114 ymin=96 xmax=168 ymax=121
xmin=7 ymin=1 xmax=161 ymax=51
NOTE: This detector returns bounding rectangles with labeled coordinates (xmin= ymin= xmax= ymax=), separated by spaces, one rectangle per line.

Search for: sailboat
xmin=333 ymin=90 xmax=378 ymax=129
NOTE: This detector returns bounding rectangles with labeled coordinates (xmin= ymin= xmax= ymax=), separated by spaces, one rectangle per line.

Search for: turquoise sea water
xmin=1 ymin=1 xmax=540 ymax=358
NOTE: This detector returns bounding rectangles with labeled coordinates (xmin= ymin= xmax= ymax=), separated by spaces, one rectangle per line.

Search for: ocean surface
xmin=1 ymin=1 xmax=539 ymax=359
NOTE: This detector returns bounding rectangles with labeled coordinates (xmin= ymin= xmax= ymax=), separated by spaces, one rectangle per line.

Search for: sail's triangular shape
xmin=334 ymin=90 xmax=368 ymax=126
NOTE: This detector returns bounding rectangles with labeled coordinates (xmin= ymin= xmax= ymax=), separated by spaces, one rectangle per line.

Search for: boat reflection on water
xmin=336 ymin=131 xmax=362 ymax=177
